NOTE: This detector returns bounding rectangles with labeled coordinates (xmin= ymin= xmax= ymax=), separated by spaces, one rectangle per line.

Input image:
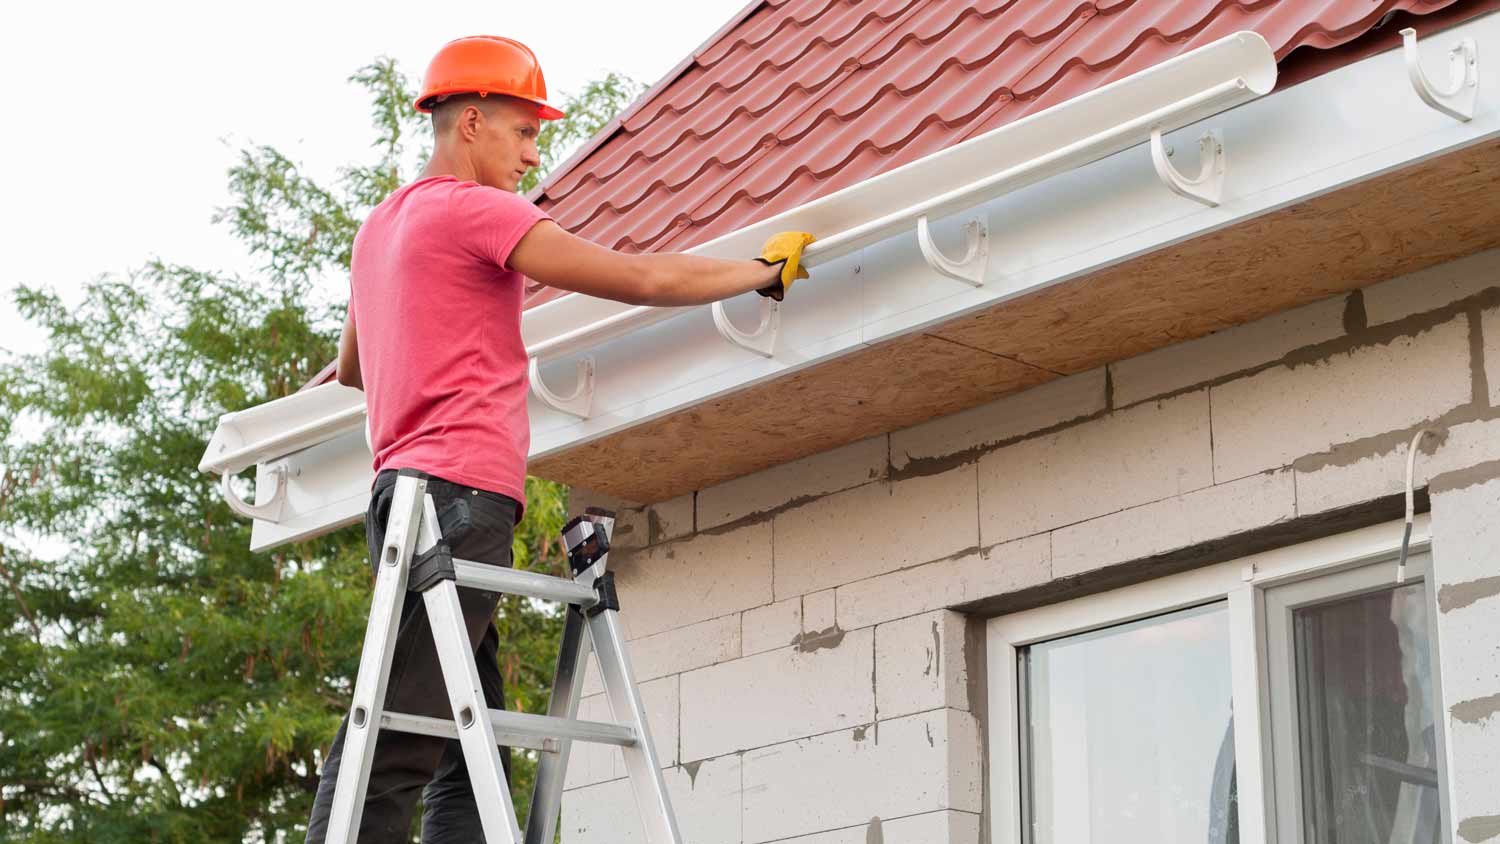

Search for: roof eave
xmin=527 ymin=13 xmax=1500 ymax=500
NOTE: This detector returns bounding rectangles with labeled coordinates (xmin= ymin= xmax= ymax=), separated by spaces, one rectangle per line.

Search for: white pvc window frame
xmin=1263 ymin=550 xmax=1447 ymax=844
xmin=986 ymin=514 xmax=1448 ymax=844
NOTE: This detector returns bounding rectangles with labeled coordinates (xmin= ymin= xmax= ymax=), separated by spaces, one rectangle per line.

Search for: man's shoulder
xmin=358 ymin=178 xmax=456 ymax=236
xmin=447 ymin=179 xmax=537 ymax=215
xmin=375 ymin=176 xmax=538 ymax=215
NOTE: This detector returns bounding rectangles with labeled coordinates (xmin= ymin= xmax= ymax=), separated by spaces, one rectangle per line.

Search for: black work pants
xmin=306 ymin=468 xmax=519 ymax=844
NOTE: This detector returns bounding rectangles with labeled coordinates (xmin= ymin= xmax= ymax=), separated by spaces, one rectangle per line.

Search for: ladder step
xmin=452 ymin=558 xmax=598 ymax=606
xmin=381 ymin=708 xmax=638 ymax=752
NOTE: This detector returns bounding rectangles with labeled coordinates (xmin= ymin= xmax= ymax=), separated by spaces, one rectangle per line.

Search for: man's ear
xmin=458 ymin=104 xmax=484 ymax=142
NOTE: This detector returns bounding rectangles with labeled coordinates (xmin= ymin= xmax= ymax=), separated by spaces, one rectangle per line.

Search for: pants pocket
xmin=445 ymin=492 xmax=516 ymax=568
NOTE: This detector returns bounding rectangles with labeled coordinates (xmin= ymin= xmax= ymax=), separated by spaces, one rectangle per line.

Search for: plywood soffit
xmin=530 ymin=139 xmax=1500 ymax=503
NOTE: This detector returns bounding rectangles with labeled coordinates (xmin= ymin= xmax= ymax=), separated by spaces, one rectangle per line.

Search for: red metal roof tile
xmin=524 ymin=0 xmax=1493 ymax=310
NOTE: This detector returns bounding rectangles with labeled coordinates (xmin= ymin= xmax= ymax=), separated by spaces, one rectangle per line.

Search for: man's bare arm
xmin=336 ymin=307 xmax=362 ymax=390
xmin=508 ymin=220 xmax=782 ymax=307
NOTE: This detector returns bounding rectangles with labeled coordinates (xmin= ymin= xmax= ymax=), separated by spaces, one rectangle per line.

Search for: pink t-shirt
xmin=350 ymin=175 xmax=549 ymax=513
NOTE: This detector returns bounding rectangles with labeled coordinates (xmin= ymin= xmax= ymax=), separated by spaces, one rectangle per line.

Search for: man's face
xmin=473 ymin=98 xmax=542 ymax=192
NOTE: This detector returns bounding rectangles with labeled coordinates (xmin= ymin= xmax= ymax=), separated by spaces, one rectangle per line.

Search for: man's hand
xmin=753 ymin=232 xmax=817 ymax=302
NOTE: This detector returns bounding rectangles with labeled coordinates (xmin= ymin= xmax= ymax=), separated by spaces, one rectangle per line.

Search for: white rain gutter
xmin=522 ymin=31 xmax=1277 ymax=415
xmin=198 ymin=18 xmax=1498 ymax=551
xmin=198 ymin=382 xmax=372 ymax=549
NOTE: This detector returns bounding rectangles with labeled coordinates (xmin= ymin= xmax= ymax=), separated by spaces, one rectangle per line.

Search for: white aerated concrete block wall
xmin=1430 ymin=476 xmax=1500 ymax=843
xmin=561 ymin=248 xmax=1500 ymax=843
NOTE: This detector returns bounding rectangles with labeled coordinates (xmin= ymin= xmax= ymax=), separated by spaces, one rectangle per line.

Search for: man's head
xmin=430 ymin=93 xmax=543 ymax=192
xmin=414 ymin=36 xmax=564 ymax=192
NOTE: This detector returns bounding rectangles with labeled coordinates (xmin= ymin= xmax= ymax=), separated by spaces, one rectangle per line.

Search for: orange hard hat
xmin=415 ymin=35 xmax=565 ymax=120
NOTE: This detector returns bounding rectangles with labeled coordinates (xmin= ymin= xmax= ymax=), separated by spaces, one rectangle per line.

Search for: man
xmin=307 ymin=35 xmax=813 ymax=843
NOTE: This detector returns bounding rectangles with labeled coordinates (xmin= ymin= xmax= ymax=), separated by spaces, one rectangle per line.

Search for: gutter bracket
xmin=1402 ymin=27 xmax=1477 ymax=122
xmin=1150 ymin=128 xmax=1225 ymax=207
xmin=712 ymin=298 xmax=781 ymax=357
xmin=221 ymin=463 xmax=289 ymax=522
xmin=916 ymin=215 xmax=988 ymax=287
xmin=529 ymin=356 xmax=595 ymax=419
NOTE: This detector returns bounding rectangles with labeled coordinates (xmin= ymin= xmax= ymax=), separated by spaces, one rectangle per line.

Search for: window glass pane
xmin=1294 ymin=581 xmax=1441 ymax=844
xmin=1023 ymin=602 xmax=1237 ymax=844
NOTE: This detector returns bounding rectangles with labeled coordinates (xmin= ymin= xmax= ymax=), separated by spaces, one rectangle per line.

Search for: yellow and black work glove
xmin=753 ymin=231 xmax=816 ymax=302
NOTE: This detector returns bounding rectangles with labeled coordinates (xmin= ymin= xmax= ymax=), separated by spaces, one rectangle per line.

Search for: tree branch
xmin=0 ymin=549 xmax=43 ymax=642
xmin=147 ymin=755 xmax=184 ymax=808
xmin=85 ymin=755 xmax=116 ymax=804
xmin=1 ymin=777 xmax=108 ymax=807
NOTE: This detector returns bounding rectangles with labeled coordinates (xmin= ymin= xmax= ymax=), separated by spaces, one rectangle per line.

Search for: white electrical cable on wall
xmin=1397 ymin=428 xmax=1432 ymax=584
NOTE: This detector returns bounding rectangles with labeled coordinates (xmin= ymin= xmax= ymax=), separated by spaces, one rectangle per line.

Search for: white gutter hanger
xmin=528 ymin=356 xmax=595 ymax=417
xmin=520 ymin=30 xmax=1277 ymax=404
xmin=1150 ymin=128 xmax=1226 ymax=207
xmin=199 ymin=382 xmax=374 ymax=552
xmin=916 ymin=215 xmax=989 ymax=286
xmin=712 ymin=296 xmax=780 ymax=357
xmin=1402 ymin=26 xmax=1479 ymax=121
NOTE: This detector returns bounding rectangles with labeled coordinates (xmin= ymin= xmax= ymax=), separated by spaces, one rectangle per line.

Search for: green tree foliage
xmin=0 ymin=58 xmax=642 ymax=842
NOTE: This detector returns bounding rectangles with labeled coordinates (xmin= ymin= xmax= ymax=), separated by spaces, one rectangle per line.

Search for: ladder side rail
xmin=325 ymin=474 xmax=424 ymax=844
xmin=588 ymin=604 xmax=684 ymax=844
xmin=525 ymin=607 xmax=595 ymax=844
xmin=418 ymin=494 xmax=526 ymax=844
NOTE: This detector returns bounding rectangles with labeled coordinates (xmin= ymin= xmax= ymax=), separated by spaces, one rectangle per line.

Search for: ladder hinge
xmin=587 ymin=571 xmax=621 ymax=617
xmin=410 ymin=499 xmax=473 ymax=592
xmin=564 ymin=512 xmax=612 ymax=575
xmin=410 ymin=543 xmax=456 ymax=592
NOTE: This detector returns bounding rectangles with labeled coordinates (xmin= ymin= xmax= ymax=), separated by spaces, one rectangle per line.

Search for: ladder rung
xmin=380 ymin=711 xmax=555 ymax=753
xmin=452 ymin=559 xmax=598 ymax=606
xmin=381 ymin=708 xmax=638 ymax=750
xmin=497 ymin=709 xmax=639 ymax=747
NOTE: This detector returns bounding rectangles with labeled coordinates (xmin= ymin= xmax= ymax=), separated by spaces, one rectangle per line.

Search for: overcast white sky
xmin=0 ymin=0 xmax=751 ymax=356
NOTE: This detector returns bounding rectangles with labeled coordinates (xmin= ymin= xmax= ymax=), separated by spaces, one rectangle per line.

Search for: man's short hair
xmin=430 ymin=93 xmax=528 ymax=134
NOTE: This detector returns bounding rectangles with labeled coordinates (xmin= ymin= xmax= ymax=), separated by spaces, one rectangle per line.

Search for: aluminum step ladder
xmin=325 ymin=472 xmax=683 ymax=843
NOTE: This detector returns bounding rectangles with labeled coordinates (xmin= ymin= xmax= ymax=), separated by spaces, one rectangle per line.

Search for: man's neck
xmin=419 ymin=149 xmax=478 ymax=184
